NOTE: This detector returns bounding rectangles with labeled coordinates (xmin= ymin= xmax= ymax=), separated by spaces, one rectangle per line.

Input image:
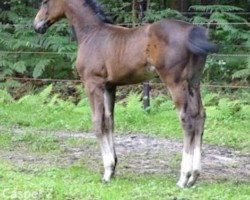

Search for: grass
xmin=1 ymin=128 xmax=248 ymax=200
xmin=0 ymin=87 xmax=249 ymax=150
xmin=0 ymin=130 xmax=60 ymax=153
xmin=0 ymin=161 xmax=249 ymax=200
xmin=0 ymin=86 xmax=249 ymax=199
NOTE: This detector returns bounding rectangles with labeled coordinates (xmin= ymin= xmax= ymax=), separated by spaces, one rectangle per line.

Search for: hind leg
xmin=168 ymin=82 xmax=205 ymax=188
xmin=154 ymin=51 xmax=206 ymax=187
xmin=186 ymin=88 xmax=205 ymax=187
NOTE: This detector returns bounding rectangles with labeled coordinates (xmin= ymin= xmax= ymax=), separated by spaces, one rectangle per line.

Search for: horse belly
xmin=109 ymin=64 xmax=156 ymax=85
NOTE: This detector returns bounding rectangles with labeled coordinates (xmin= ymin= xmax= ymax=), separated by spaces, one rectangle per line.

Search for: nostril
xmin=34 ymin=26 xmax=45 ymax=34
xmin=34 ymin=20 xmax=47 ymax=34
xmin=34 ymin=19 xmax=52 ymax=34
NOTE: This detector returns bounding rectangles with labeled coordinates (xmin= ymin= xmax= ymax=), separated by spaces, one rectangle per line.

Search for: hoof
xmin=176 ymin=181 xmax=186 ymax=188
xmin=187 ymin=170 xmax=200 ymax=187
xmin=102 ymin=178 xmax=111 ymax=184
xmin=177 ymin=171 xmax=191 ymax=188
xmin=177 ymin=170 xmax=200 ymax=188
xmin=102 ymin=169 xmax=115 ymax=183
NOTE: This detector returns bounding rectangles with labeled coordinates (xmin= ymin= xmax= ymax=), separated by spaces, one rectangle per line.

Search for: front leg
xmin=85 ymin=79 xmax=117 ymax=182
xmin=101 ymin=84 xmax=117 ymax=182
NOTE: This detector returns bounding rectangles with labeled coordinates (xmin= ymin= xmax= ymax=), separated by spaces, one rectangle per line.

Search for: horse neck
xmin=64 ymin=0 xmax=103 ymax=42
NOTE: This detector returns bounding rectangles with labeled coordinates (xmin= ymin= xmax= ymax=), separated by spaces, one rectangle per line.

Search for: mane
xmin=84 ymin=0 xmax=113 ymax=24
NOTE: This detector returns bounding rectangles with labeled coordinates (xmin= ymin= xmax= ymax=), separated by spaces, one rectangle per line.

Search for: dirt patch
xmin=1 ymin=129 xmax=249 ymax=183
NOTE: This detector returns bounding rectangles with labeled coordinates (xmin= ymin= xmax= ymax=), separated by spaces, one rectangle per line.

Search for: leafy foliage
xmin=0 ymin=86 xmax=249 ymax=149
xmin=144 ymin=9 xmax=186 ymax=22
xmin=190 ymin=5 xmax=250 ymax=83
xmin=101 ymin=0 xmax=133 ymax=23
xmin=232 ymin=49 xmax=250 ymax=81
xmin=0 ymin=0 xmax=249 ymax=85
xmin=190 ymin=5 xmax=244 ymax=12
xmin=0 ymin=89 xmax=13 ymax=103
xmin=0 ymin=0 xmax=77 ymax=83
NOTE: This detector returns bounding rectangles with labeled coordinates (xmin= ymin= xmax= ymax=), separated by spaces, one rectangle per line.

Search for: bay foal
xmin=34 ymin=0 xmax=217 ymax=188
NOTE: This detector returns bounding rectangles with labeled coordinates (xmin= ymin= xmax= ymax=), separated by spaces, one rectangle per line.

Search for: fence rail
xmin=0 ymin=22 xmax=250 ymax=27
xmin=0 ymin=51 xmax=249 ymax=57
xmin=3 ymin=76 xmax=250 ymax=89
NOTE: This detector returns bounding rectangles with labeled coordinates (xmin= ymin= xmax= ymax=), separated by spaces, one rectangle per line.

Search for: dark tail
xmin=187 ymin=26 xmax=218 ymax=55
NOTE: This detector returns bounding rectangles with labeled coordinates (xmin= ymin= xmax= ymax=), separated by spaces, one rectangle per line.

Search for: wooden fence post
xmin=136 ymin=0 xmax=151 ymax=111
xmin=132 ymin=0 xmax=137 ymax=27
xmin=143 ymin=82 xmax=151 ymax=111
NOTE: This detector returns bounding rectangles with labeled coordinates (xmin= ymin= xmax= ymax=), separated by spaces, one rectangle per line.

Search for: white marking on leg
xmin=101 ymin=89 xmax=116 ymax=182
xmin=99 ymin=135 xmax=115 ymax=182
xmin=187 ymin=146 xmax=201 ymax=187
xmin=177 ymin=150 xmax=193 ymax=188
xmin=187 ymin=112 xmax=204 ymax=187
xmin=193 ymin=147 xmax=201 ymax=171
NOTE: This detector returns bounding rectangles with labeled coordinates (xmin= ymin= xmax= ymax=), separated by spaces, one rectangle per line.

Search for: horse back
xmin=77 ymin=20 xmax=204 ymax=85
xmin=102 ymin=24 xmax=154 ymax=85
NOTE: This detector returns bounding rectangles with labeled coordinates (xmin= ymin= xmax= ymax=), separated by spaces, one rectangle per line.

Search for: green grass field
xmin=0 ymin=160 xmax=249 ymax=200
xmin=0 ymin=87 xmax=249 ymax=199
xmin=0 ymin=86 xmax=249 ymax=149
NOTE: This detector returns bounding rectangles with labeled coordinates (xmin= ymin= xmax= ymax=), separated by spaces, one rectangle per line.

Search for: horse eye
xmin=43 ymin=0 xmax=49 ymax=5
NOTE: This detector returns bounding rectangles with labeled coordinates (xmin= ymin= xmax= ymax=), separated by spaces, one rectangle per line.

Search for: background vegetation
xmin=0 ymin=0 xmax=249 ymax=86
xmin=0 ymin=86 xmax=249 ymax=199
xmin=1 ymin=85 xmax=250 ymax=150
xmin=0 ymin=1 xmax=249 ymax=199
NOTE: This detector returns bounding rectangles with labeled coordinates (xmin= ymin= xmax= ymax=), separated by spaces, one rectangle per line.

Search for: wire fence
xmin=210 ymin=54 xmax=250 ymax=57
xmin=178 ymin=12 xmax=250 ymax=15
xmin=1 ymin=22 xmax=249 ymax=27
xmin=1 ymin=18 xmax=249 ymax=90
xmin=1 ymin=51 xmax=249 ymax=90
xmin=0 ymin=51 xmax=249 ymax=57
xmin=3 ymin=76 xmax=250 ymax=90
xmin=0 ymin=51 xmax=76 ymax=55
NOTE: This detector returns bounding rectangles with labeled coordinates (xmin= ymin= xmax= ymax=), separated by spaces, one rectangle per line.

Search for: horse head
xmin=34 ymin=0 xmax=65 ymax=34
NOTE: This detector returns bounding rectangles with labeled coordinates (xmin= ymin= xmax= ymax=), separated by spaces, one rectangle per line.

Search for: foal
xmin=34 ymin=0 xmax=217 ymax=188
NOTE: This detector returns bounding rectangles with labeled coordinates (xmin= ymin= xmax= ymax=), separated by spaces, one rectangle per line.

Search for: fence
xmin=1 ymin=50 xmax=250 ymax=108
xmin=1 ymin=20 xmax=249 ymax=109
xmin=3 ymin=75 xmax=250 ymax=109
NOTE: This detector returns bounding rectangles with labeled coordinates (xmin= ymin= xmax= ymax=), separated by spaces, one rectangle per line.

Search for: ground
xmin=1 ymin=128 xmax=249 ymax=183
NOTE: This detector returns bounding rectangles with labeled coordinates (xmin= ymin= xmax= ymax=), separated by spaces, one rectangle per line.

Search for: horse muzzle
xmin=34 ymin=19 xmax=52 ymax=34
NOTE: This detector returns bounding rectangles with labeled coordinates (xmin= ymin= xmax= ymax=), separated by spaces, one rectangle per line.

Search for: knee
xmin=93 ymin=119 xmax=103 ymax=137
xmin=180 ymin=112 xmax=195 ymax=132
xmin=197 ymin=109 xmax=206 ymax=123
xmin=181 ymin=105 xmax=206 ymax=121
xmin=180 ymin=109 xmax=206 ymax=135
